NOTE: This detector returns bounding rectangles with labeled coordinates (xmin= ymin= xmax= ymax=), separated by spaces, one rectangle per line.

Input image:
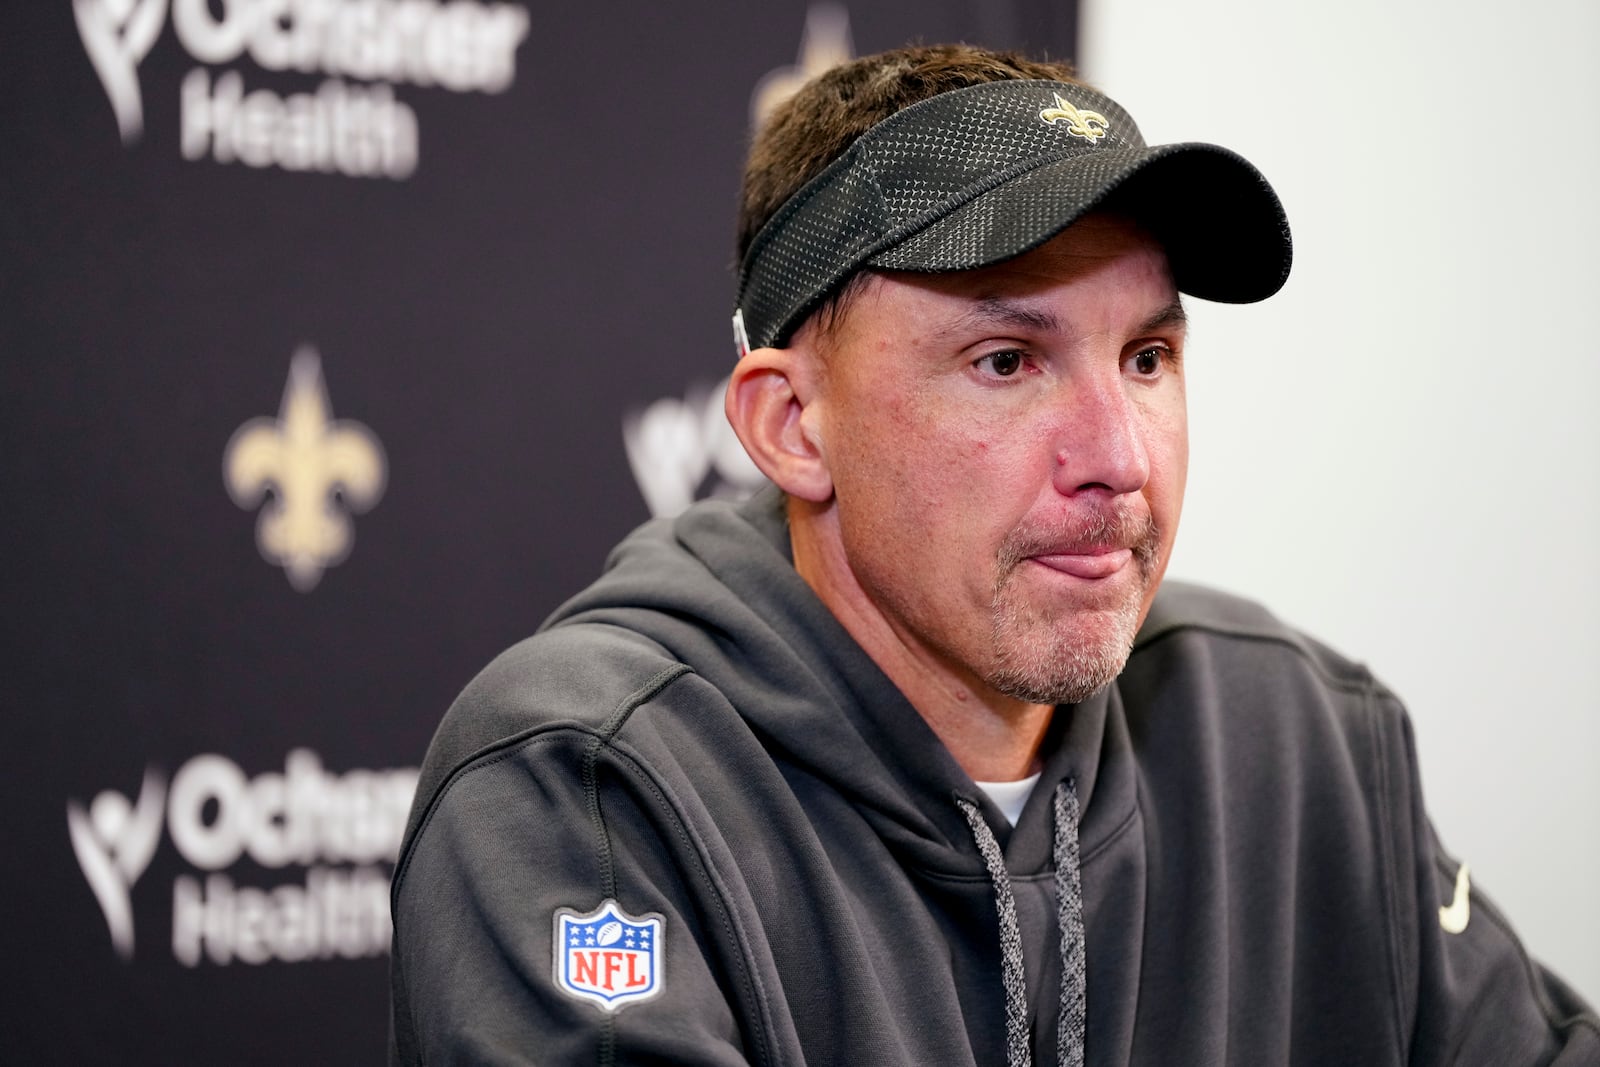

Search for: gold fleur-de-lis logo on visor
xmin=1039 ymin=92 xmax=1110 ymax=141
xmin=224 ymin=347 xmax=386 ymax=592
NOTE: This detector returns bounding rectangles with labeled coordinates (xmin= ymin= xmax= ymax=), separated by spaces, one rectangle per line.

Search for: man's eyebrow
xmin=939 ymin=297 xmax=1062 ymax=338
xmin=1136 ymin=301 xmax=1188 ymax=335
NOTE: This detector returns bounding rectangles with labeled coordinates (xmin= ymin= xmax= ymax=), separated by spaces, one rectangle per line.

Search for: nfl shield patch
xmin=553 ymin=899 xmax=665 ymax=1011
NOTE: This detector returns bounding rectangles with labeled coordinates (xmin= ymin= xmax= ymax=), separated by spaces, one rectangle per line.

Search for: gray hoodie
xmin=390 ymin=487 xmax=1597 ymax=1065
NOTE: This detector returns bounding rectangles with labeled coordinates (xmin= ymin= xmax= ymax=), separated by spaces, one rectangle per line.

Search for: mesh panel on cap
xmin=869 ymin=149 xmax=1160 ymax=270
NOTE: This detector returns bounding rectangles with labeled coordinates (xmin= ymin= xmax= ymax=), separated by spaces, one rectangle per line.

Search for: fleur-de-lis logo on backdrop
xmin=1039 ymin=92 xmax=1110 ymax=141
xmin=749 ymin=3 xmax=854 ymax=129
xmin=73 ymin=0 xmax=168 ymax=143
xmin=224 ymin=347 xmax=386 ymax=592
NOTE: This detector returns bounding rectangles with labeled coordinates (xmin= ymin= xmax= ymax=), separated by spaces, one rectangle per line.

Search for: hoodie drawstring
xmin=1052 ymin=781 xmax=1086 ymax=1067
xmin=956 ymin=779 xmax=1086 ymax=1067
xmin=957 ymin=794 xmax=1030 ymax=1067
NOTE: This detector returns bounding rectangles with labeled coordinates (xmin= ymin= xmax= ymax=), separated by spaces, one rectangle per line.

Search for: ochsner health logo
xmin=66 ymin=766 xmax=166 ymax=959
xmin=623 ymin=377 xmax=768 ymax=519
xmin=72 ymin=0 xmax=531 ymax=178
xmin=73 ymin=0 xmax=167 ymax=144
xmin=67 ymin=750 xmax=419 ymax=966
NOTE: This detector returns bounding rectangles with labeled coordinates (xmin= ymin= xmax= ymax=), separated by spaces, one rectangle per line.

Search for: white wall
xmin=1082 ymin=0 xmax=1599 ymax=1000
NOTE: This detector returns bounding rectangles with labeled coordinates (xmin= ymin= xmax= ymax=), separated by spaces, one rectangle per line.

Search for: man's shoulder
xmin=404 ymin=622 xmax=704 ymax=837
xmin=1133 ymin=579 xmax=1379 ymax=696
xmin=435 ymin=622 xmax=691 ymax=756
xmin=1124 ymin=582 xmax=1421 ymax=853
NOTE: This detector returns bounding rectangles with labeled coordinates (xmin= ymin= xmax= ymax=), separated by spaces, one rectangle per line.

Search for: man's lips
xmin=1026 ymin=547 xmax=1134 ymax=580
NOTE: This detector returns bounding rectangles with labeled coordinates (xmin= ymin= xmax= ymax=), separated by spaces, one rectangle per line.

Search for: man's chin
xmin=985 ymin=600 xmax=1144 ymax=706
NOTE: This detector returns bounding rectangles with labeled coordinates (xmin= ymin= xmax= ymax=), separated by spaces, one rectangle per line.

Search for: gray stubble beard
xmin=985 ymin=508 xmax=1162 ymax=706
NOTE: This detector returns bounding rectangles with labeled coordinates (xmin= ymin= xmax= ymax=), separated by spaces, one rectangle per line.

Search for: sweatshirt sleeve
xmin=388 ymin=722 xmax=763 ymax=1066
xmin=1386 ymin=701 xmax=1600 ymax=1065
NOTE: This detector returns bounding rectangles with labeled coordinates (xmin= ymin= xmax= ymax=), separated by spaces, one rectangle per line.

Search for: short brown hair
xmin=736 ymin=45 xmax=1083 ymax=266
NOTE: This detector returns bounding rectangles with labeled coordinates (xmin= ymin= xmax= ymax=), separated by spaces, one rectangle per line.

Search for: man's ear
xmin=725 ymin=344 xmax=833 ymax=503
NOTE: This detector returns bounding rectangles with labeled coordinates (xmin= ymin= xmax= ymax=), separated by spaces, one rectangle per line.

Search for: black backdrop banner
xmin=2 ymin=2 xmax=1076 ymax=1062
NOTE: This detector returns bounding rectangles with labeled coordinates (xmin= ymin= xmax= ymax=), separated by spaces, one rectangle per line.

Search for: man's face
xmin=805 ymin=214 xmax=1188 ymax=705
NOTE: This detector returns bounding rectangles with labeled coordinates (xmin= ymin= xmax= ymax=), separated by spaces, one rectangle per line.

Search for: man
xmin=390 ymin=45 xmax=1597 ymax=1065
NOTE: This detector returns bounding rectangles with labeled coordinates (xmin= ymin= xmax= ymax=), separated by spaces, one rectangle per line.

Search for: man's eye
xmin=977 ymin=351 xmax=1024 ymax=377
xmin=1130 ymin=347 xmax=1165 ymax=376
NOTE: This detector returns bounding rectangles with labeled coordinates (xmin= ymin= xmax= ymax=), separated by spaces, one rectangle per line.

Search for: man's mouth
xmin=995 ymin=506 xmax=1161 ymax=593
xmin=1026 ymin=546 xmax=1134 ymax=580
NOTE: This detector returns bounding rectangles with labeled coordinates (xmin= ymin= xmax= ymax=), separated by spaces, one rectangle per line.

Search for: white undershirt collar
xmin=973 ymin=772 xmax=1042 ymax=826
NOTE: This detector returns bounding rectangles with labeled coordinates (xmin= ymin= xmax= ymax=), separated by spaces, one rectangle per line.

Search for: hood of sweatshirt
xmin=539 ymin=484 xmax=1136 ymax=891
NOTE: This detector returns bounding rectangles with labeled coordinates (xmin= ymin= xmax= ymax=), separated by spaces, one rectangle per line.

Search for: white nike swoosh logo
xmin=1439 ymin=862 xmax=1471 ymax=934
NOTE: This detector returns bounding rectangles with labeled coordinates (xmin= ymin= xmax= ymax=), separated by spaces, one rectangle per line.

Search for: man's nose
xmin=1049 ymin=375 xmax=1151 ymax=498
